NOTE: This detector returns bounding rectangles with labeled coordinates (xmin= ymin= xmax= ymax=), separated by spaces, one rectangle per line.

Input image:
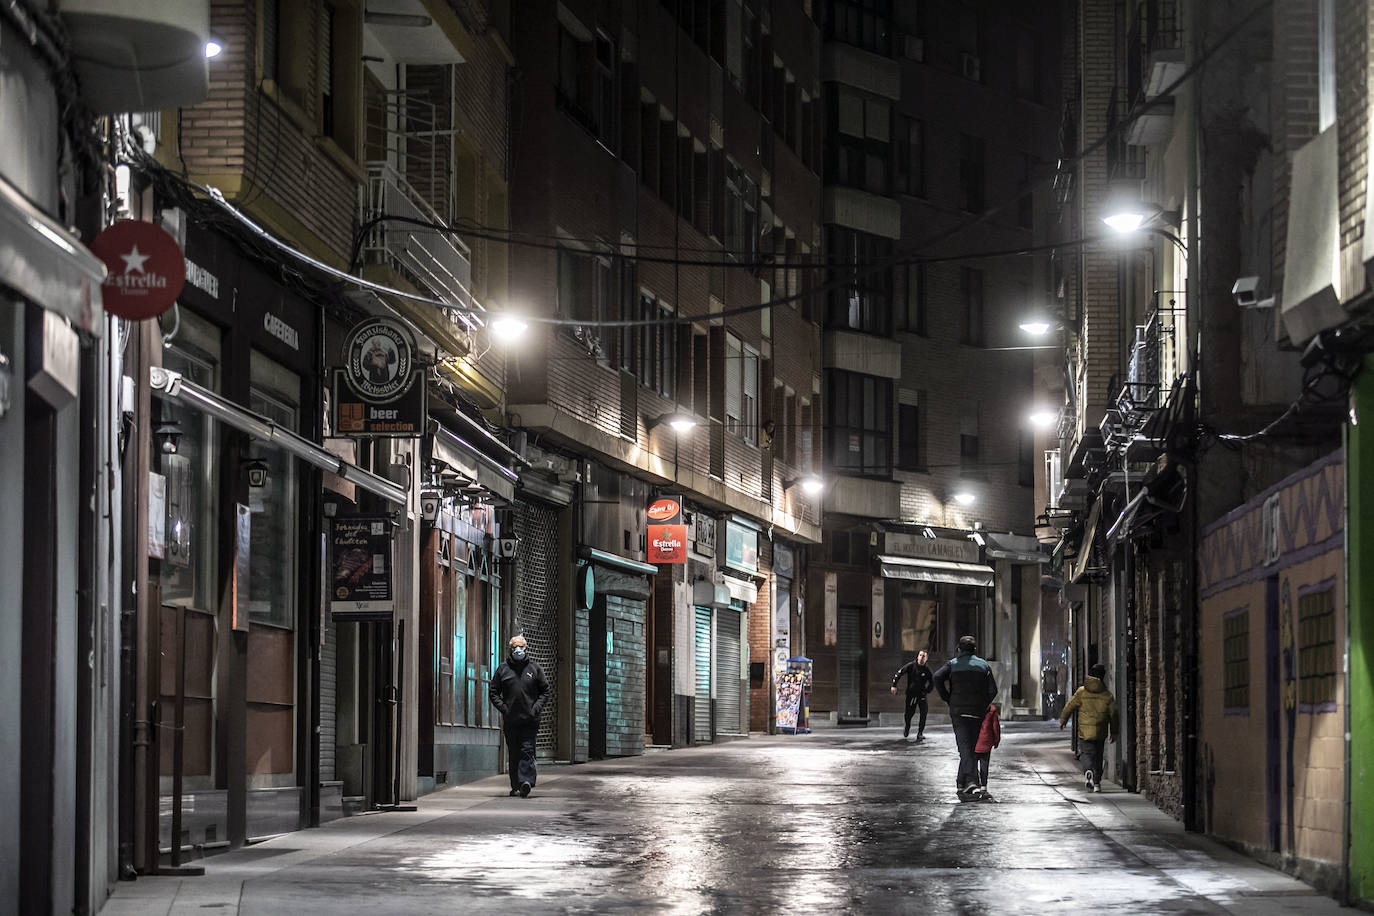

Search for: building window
xmin=826 ymin=369 xmax=892 ymax=478
xmin=897 ymin=396 xmax=926 ymax=471
xmin=1223 ymin=609 xmax=1249 ymax=712
xmin=825 ymin=0 xmax=892 ymax=56
xmin=1018 ymin=427 xmax=1034 ymax=486
xmin=1299 ymin=587 xmax=1338 ymax=709
xmin=724 ymin=332 xmax=759 ymax=443
xmin=961 ymin=267 xmax=984 ymax=346
xmin=557 ymin=17 xmax=615 ymax=143
xmin=723 ymin=158 xmax=760 ymax=261
xmin=960 ymin=433 xmax=979 ymax=459
xmin=895 ymin=116 xmax=923 ymax=196
xmin=959 ymin=134 xmax=986 ymax=212
xmin=262 ymin=0 xmax=281 ymax=83
xmin=557 ymin=246 xmax=591 ymax=321
xmin=1015 ymin=28 xmax=1038 ymax=101
xmin=825 ymin=226 xmax=893 ymax=335
xmin=894 ymin=263 xmax=925 ymax=334
xmin=827 ymin=89 xmax=890 ymax=195
xmin=247 ymin=352 xmax=300 ymax=628
xmin=1018 ymin=155 xmax=1036 ymax=229
xmin=638 ymin=293 xmax=676 ymax=398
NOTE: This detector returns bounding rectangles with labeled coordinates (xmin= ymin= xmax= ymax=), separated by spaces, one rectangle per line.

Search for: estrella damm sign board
xmin=647 ymin=495 xmax=686 ymax=564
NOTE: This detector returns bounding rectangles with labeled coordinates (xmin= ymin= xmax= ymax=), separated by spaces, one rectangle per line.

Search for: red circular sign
xmin=89 ymin=219 xmax=186 ymax=320
xmin=647 ymin=497 xmax=681 ymax=522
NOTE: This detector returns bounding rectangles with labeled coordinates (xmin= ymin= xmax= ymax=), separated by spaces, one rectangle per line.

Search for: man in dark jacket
xmin=489 ymin=635 xmax=550 ymax=798
xmin=890 ymin=649 xmax=934 ymax=740
xmin=933 ymin=635 xmax=998 ymax=800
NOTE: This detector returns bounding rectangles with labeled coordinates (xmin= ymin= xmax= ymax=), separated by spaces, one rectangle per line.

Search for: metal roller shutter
xmin=694 ymin=607 xmax=712 ymax=742
xmin=716 ymin=610 xmax=743 ymax=734
xmin=838 ymin=606 xmax=862 ymax=718
xmin=513 ymin=501 xmax=561 ymax=758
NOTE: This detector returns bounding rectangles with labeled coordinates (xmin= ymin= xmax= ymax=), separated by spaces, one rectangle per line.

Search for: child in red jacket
xmin=973 ymin=703 xmax=1001 ymax=798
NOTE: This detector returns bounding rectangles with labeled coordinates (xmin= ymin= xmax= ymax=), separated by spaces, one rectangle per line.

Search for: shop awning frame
xmin=1067 ymin=500 xmax=1104 ymax=583
xmin=151 ymin=367 xmax=408 ymax=506
xmin=721 ymin=572 xmax=758 ymax=604
xmin=877 ymin=555 xmax=995 ymax=588
xmin=577 ymin=546 xmax=659 ymax=576
xmin=428 ymin=420 xmax=518 ymax=503
xmin=0 ymin=171 xmax=106 ymax=335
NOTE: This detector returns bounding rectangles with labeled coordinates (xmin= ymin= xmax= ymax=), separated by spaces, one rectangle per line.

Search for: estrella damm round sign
xmin=344 ymin=316 xmax=416 ymax=403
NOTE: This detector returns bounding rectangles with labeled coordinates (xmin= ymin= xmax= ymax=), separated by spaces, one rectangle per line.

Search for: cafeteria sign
xmin=330 ymin=515 xmax=394 ymax=618
xmin=647 ymin=495 xmax=687 ymax=564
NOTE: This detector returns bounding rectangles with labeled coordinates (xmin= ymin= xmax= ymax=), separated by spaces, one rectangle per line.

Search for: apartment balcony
xmin=359 ymin=162 xmax=475 ymax=333
xmin=821 ymin=42 xmax=901 ymax=100
xmin=823 ymin=474 xmax=902 ymax=520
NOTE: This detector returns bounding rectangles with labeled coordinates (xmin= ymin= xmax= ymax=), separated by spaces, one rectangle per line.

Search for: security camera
xmin=1231 ymin=276 xmax=1260 ymax=307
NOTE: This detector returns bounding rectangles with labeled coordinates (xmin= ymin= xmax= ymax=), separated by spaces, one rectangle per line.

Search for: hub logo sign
xmin=647 ymin=495 xmax=687 ymax=565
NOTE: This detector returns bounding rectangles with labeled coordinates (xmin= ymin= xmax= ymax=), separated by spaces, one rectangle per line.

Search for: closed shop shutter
xmin=603 ymin=594 xmax=647 ymax=757
xmin=838 ymin=606 xmax=863 ymax=717
xmin=319 ymin=615 xmax=337 ymax=781
xmin=716 ymin=609 xmax=743 ymax=734
xmin=694 ymin=607 xmax=712 ymax=742
xmin=513 ymin=501 xmax=561 ymax=758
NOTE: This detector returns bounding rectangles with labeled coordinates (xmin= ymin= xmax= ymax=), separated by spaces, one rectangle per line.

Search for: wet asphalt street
xmin=103 ymin=722 xmax=1343 ymax=915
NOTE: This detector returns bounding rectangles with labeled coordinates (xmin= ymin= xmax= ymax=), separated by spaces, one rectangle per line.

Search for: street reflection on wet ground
xmin=104 ymin=723 xmax=1344 ymax=915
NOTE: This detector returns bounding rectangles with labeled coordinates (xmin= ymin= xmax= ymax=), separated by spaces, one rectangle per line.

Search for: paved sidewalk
xmin=99 ymin=723 xmax=1345 ymax=915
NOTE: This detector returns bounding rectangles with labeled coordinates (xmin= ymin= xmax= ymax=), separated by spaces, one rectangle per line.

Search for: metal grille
xmin=320 ymin=616 xmax=337 ymax=781
xmin=716 ymin=610 xmax=743 ymax=734
xmin=694 ymin=608 xmax=712 ymax=742
xmin=513 ymin=501 xmax=561 ymax=758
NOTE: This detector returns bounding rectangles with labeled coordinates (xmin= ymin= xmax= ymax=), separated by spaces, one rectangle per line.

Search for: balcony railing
xmin=1121 ymin=295 xmax=1182 ymax=413
xmin=360 ymin=162 xmax=475 ymax=329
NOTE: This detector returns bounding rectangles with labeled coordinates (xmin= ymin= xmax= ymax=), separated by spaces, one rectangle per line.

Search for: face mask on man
xmin=511 ymin=646 xmax=527 ymax=662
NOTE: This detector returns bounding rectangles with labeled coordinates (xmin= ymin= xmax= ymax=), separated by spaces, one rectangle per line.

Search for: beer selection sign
xmin=646 ymin=495 xmax=687 ymax=564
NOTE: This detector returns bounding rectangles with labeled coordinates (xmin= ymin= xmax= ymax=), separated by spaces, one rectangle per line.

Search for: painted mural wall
xmin=1197 ymin=451 xmax=1344 ymax=891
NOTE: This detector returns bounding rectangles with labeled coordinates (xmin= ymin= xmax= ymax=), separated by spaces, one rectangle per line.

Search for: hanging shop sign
xmin=88 ymin=219 xmax=185 ymax=320
xmin=332 ymin=316 xmax=426 ymax=436
xmin=871 ymin=579 xmax=886 ymax=648
xmin=231 ymin=503 xmax=251 ymax=632
xmin=329 ymin=515 xmax=395 ymax=618
xmin=647 ymin=495 xmax=687 ymax=564
xmin=824 ymin=571 xmax=838 ymax=646
xmin=725 ymin=519 xmax=759 ymax=573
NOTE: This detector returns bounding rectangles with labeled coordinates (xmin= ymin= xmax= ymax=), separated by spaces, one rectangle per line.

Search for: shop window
xmin=247 ymin=352 xmax=300 ymax=628
xmin=1299 ymin=587 xmax=1338 ymax=710
xmin=826 ymin=369 xmax=892 ymax=478
xmin=157 ymin=309 xmax=222 ymax=611
xmin=954 ymin=586 xmax=983 ymax=650
xmin=1222 ymin=609 xmax=1249 ymax=711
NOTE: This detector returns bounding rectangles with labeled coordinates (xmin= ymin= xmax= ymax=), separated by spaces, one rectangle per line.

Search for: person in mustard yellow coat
xmin=1059 ymin=663 xmax=1118 ymax=792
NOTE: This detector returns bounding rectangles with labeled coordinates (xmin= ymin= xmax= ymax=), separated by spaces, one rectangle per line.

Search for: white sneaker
xmin=1093 ymin=782 xmax=1102 ymax=793
xmin=1085 ymin=770 xmax=1094 ymax=791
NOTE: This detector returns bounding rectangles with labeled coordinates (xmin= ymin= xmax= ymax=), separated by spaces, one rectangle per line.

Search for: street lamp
xmin=1019 ymin=319 xmax=1053 ymax=336
xmin=204 ymin=38 xmax=223 ymax=59
xmin=784 ymin=474 xmax=825 ymax=496
xmin=648 ymin=411 xmax=697 ymax=434
xmin=488 ymin=313 xmax=529 ymax=343
xmin=1101 ymin=198 xmax=1181 ymax=235
xmin=1027 ymin=408 xmax=1059 ymax=429
xmin=952 ymin=489 xmax=976 ymax=506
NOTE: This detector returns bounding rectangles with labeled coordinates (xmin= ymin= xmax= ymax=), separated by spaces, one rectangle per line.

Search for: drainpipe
xmin=1342 ymin=422 xmax=1352 ymax=904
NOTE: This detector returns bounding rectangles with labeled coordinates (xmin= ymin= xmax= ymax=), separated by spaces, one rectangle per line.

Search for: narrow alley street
xmin=102 ymin=724 xmax=1340 ymax=915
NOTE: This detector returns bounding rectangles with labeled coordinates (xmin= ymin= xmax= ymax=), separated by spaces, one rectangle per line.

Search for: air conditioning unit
xmin=961 ymin=52 xmax=982 ymax=82
xmin=904 ymin=35 xmax=925 ymax=62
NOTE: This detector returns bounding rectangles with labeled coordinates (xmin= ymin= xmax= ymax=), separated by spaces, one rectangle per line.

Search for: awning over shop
xmin=1067 ymin=500 xmax=1103 ymax=584
xmin=578 ymin=546 xmax=658 ymax=576
xmin=429 ymin=420 xmax=518 ymax=503
xmin=983 ymin=532 xmax=1049 ymax=564
xmin=877 ymin=555 xmax=995 ymax=588
xmin=0 ymin=171 xmax=105 ymax=335
xmin=722 ymin=573 xmax=758 ymax=604
xmin=151 ymin=367 xmax=407 ymax=505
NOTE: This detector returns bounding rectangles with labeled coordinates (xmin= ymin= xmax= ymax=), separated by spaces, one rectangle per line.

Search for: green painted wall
xmin=1348 ymin=356 xmax=1374 ymax=904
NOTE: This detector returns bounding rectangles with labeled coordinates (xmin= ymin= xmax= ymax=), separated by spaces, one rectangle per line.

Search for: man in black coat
xmin=932 ymin=635 xmax=998 ymax=800
xmin=890 ymin=648 xmax=934 ymax=740
xmin=489 ymin=635 xmax=550 ymax=798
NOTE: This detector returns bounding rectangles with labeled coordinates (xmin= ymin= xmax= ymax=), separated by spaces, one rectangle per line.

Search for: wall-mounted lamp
xmin=243 ymin=458 xmax=270 ymax=488
xmin=1027 ymin=407 xmax=1060 ymax=429
xmin=951 ymin=488 xmax=976 ymax=506
xmin=155 ymin=418 xmax=182 ymax=455
xmin=1101 ymin=198 xmax=1181 ymax=235
xmin=648 ymin=411 xmax=697 ymax=434
xmin=204 ymin=37 xmax=224 ymax=59
xmin=783 ymin=474 xmax=825 ymax=496
xmin=488 ymin=313 xmax=529 ymax=343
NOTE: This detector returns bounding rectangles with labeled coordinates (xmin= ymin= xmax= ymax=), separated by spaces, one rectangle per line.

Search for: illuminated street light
xmin=784 ymin=474 xmax=825 ymax=496
xmin=1019 ymin=320 xmax=1052 ymax=336
xmin=952 ymin=489 xmax=976 ymax=506
xmin=204 ymin=39 xmax=223 ymax=59
xmin=489 ymin=313 xmax=529 ymax=342
xmin=1028 ymin=408 xmax=1059 ymax=429
xmin=649 ymin=411 xmax=697 ymax=434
